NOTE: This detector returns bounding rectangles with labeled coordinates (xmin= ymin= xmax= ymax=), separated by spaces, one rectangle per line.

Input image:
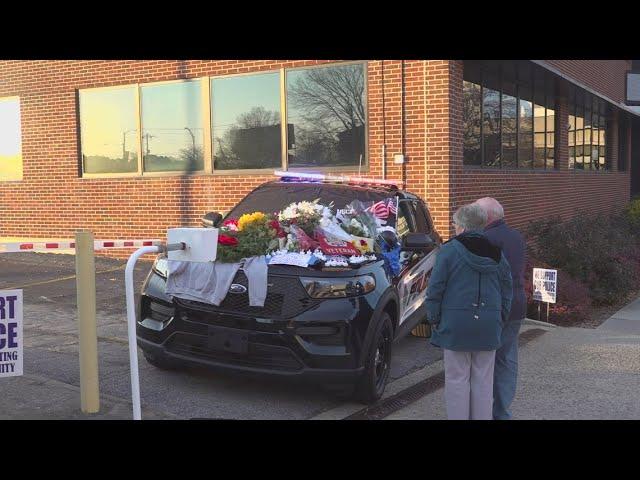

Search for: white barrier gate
xmin=125 ymin=228 xmax=217 ymax=420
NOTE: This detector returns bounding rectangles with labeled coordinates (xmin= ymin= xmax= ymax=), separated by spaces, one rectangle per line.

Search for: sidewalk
xmin=0 ymin=373 xmax=176 ymax=420
xmin=386 ymin=298 xmax=640 ymax=420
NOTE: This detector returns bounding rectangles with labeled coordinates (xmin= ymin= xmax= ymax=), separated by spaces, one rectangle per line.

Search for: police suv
xmin=137 ymin=173 xmax=441 ymax=404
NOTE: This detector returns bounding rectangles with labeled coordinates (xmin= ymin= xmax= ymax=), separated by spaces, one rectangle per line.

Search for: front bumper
xmin=137 ymin=291 xmax=374 ymax=382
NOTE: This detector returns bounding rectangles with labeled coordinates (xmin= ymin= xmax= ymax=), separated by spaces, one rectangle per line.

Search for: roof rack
xmin=274 ymin=171 xmax=401 ymax=189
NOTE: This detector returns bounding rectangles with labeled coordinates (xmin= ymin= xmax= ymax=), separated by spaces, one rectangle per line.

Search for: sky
xmin=0 ymin=98 xmax=21 ymax=156
xmin=212 ymin=72 xmax=280 ymax=129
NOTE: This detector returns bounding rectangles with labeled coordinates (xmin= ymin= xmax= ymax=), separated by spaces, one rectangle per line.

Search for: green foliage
xmin=216 ymin=218 xmax=278 ymax=264
xmin=624 ymin=197 xmax=640 ymax=230
xmin=527 ymin=207 xmax=640 ymax=306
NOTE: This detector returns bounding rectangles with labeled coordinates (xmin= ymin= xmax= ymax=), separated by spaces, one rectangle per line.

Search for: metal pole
xmin=75 ymin=231 xmax=100 ymax=414
xmin=125 ymin=245 xmax=159 ymax=420
xmin=125 ymin=242 xmax=183 ymax=420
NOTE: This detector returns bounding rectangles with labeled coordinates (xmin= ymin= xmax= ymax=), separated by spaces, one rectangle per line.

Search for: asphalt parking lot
xmin=0 ymin=252 xmax=443 ymax=419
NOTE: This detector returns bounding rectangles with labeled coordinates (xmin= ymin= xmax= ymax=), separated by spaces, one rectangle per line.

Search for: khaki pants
xmin=443 ymin=349 xmax=496 ymax=420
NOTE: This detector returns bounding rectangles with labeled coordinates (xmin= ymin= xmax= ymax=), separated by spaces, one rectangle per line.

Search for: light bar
xmin=274 ymin=171 xmax=401 ymax=188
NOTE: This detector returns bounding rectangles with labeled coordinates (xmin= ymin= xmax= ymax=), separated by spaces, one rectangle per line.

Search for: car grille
xmin=166 ymin=333 xmax=303 ymax=372
xmin=176 ymin=270 xmax=320 ymax=319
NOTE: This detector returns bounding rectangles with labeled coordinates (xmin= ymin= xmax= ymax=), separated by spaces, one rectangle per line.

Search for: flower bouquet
xmin=278 ymin=200 xmax=325 ymax=237
xmin=216 ymin=212 xmax=281 ymax=263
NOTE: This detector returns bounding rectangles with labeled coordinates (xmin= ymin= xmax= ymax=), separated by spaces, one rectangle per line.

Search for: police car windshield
xmin=226 ymin=181 xmax=395 ymax=219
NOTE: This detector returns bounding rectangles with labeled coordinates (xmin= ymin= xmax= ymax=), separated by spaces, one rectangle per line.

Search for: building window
xmin=212 ymin=72 xmax=282 ymax=171
xmin=463 ymin=60 xmax=556 ymax=169
xmin=0 ymin=97 xmax=22 ymax=181
xmin=141 ymin=80 xmax=205 ymax=173
xmin=569 ymin=87 xmax=609 ymax=171
xmin=286 ymin=63 xmax=367 ymax=168
xmin=78 ymin=61 xmax=367 ymax=177
xmin=79 ymin=86 xmax=139 ymax=174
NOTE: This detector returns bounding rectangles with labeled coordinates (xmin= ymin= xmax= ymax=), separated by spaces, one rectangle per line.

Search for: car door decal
xmin=398 ymin=248 xmax=438 ymax=325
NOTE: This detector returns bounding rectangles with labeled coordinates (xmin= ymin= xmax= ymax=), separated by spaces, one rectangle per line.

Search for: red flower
xmin=269 ymin=219 xmax=287 ymax=238
xmin=218 ymin=234 xmax=238 ymax=247
xmin=360 ymin=239 xmax=367 ymax=246
xmin=222 ymin=218 xmax=239 ymax=231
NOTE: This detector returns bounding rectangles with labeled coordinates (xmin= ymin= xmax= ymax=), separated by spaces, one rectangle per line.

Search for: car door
xmin=396 ymin=200 xmax=440 ymax=332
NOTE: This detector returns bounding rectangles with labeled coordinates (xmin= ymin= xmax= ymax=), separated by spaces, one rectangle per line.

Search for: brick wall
xmin=543 ymin=60 xmax=631 ymax=104
xmin=0 ymin=59 xmax=633 ymax=253
xmin=0 ymin=60 xmax=442 ymax=251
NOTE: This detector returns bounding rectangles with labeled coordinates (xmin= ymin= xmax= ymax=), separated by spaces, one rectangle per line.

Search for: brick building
xmin=0 ymin=60 xmax=637 ymax=246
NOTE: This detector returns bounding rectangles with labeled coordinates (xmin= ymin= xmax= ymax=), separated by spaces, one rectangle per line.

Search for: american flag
xmin=368 ymin=198 xmax=397 ymax=220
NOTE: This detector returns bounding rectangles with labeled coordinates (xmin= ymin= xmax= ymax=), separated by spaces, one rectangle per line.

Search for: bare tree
xmin=288 ymin=64 xmax=365 ymax=133
xmin=236 ymin=106 xmax=280 ymax=129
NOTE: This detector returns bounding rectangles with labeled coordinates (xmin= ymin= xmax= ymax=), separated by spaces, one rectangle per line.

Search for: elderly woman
xmin=425 ymin=203 xmax=513 ymax=420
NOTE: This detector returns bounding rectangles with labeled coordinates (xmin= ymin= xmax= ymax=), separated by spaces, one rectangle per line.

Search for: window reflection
xmin=0 ymin=97 xmax=22 ymax=181
xmin=463 ymin=80 xmax=482 ymax=165
xmin=80 ymin=87 xmax=138 ymax=174
xmin=141 ymin=80 xmax=204 ymax=173
xmin=501 ymin=79 xmax=517 ymax=168
xmin=518 ymin=87 xmax=533 ymax=169
xmin=463 ymin=60 xmax=554 ymax=169
xmin=287 ymin=63 xmax=366 ymax=168
xmin=212 ymin=72 xmax=282 ymax=171
xmin=569 ymin=87 xmax=608 ymax=171
xmin=482 ymin=87 xmax=501 ymax=167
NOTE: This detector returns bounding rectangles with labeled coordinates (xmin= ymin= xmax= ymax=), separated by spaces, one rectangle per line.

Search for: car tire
xmin=143 ymin=350 xmax=180 ymax=371
xmin=354 ymin=312 xmax=393 ymax=405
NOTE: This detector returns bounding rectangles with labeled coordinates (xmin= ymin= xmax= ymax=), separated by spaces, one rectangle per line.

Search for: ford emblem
xmin=229 ymin=284 xmax=247 ymax=294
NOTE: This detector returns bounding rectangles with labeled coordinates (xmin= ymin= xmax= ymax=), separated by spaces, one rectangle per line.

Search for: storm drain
xmin=344 ymin=327 xmax=548 ymax=420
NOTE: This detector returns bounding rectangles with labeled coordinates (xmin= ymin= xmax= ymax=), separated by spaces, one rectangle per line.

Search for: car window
xmin=396 ymin=201 xmax=415 ymax=238
xmin=412 ymin=201 xmax=432 ymax=234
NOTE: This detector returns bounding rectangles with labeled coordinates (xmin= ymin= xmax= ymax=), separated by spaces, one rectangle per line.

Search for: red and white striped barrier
xmin=0 ymin=239 xmax=163 ymax=253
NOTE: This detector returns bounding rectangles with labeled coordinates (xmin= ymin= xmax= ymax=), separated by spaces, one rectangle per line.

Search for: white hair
xmin=475 ymin=197 xmax=504 ymax=222
xmin=452 ymin=203 xmax=488 ymax=231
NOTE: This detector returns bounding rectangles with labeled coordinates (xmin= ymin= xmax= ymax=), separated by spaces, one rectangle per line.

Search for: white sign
xmin=268 ymin=252 xmax=311 ymax=267
xmin=0 ymin=290 xmax=23 ymax=377
xmin=532 ymin=268 xmax=557 ymax=304
xmin=167 ymin=228 xmax=218 ymax=263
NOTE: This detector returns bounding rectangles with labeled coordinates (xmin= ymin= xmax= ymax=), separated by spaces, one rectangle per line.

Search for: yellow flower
xmin=237 ymin=211 xmax=266 ymax=231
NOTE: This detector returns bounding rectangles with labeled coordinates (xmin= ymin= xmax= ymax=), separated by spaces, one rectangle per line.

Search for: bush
xmin=526 ymin=210 xmax=640 ymax=306
xmin=624 ymin=197 xmax=640 ymax=231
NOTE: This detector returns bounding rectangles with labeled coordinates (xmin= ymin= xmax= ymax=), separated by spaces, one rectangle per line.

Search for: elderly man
xmin=475 ymin=197 xmax=526 ymax=420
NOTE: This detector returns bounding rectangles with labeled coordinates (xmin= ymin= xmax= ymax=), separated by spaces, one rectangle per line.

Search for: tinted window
xmin=396 ymin=201 xmax=415 ymax=238
xmin=569 ymin=86 xmax=610 ymax=171
xmin=226 ymin=182 xmax=394 ymax=219
xmin=141 ymin=80 xmax=204 ymax=172
xmin=212 ymin=72 xmax=282 ymax=170
xmin=79 ymin=87 xmax=138 ymax=174
xmin=286 ymin=63 xmax=366 ymax=168
xmin=463 ymin=60 xmax=555 ymax=169
xmin=411 ymin=201 xmax=431 ymax=233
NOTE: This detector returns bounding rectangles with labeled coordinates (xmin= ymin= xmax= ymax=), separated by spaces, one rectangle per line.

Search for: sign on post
xmin=532 ymin=268 xmax=557 ymax=304
xmin=0 ymin=290 xmax=23 ymax=377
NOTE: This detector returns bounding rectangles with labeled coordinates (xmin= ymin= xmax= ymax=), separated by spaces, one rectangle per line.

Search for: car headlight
xmin=300 ymin=274 xmax=376 ymax=299
xmin=152 ymin=255 xmax=168 ymax=278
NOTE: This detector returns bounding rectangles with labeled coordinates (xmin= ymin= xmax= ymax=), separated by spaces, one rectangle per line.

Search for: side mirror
xmin=402 ymin=232 xmax=438 ymax=253
xmin=202 ymin=212 xmax=223 ymax=228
